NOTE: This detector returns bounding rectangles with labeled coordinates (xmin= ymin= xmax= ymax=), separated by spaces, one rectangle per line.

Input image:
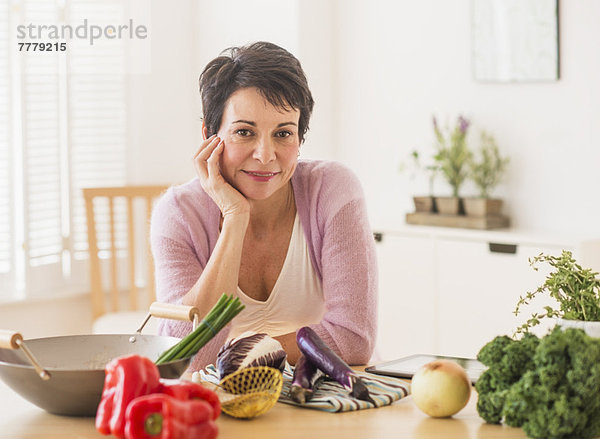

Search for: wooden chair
xmin=83 ymin=185 xmax=169 ymax=333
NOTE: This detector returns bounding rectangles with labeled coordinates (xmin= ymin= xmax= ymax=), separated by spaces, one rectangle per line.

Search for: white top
xmin=229 ymin=214 xmax=326 ymax=339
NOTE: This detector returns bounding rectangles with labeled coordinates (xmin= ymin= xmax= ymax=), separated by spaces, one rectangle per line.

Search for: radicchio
xmin=216 ymin=331 xmax=287 ymax=379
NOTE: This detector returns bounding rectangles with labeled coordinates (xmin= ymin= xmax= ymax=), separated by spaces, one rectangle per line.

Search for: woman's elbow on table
xmin=311 ymin=324 xmax=376 ymax=366
xmin=342 ymin=333 xmax=376 ymax=365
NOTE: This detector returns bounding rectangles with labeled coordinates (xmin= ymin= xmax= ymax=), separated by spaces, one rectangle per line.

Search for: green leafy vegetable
xmin=475 ymin=333 xmax=539 ymax=424
xmin=514 ymin=250 xmax=600 ymax=335
xmin=155 ymin=294 xmax=244 ymax=365
xmin=476 ymin=327 xmax=600 ymax=439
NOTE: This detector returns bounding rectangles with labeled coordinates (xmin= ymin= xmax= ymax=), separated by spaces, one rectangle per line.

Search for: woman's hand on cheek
xmin=193 ymin=135 xmax=250 ymax=218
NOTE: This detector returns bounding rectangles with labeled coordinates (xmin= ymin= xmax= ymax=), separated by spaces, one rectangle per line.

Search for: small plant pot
xmin=556 ymin=318 xmax=600 ymax=338
xmin=435 ymin=196 xmax=463 ymax=215
xmin=412 ymin=196 xmax=436 ymax=213
xmin=463 ymin=198 xmax=503 ymax=217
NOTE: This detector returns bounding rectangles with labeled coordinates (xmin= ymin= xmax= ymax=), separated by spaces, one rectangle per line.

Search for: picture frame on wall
xmin=471 ymin=0 xmax=559 ymax=82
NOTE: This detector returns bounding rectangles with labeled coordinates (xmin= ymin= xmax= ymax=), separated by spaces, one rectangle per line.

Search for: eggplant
xmin=216 ymin=331 xmax=287 ymax=379
xmin=289 ymin=354 xmax=324 ymax=404
xmin=296 ymin=326 xmax=375 ymax=404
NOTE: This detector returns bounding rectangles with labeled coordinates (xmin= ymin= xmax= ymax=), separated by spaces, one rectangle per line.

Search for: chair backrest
xmin=83 ymin=185 xmax=168 ymax=320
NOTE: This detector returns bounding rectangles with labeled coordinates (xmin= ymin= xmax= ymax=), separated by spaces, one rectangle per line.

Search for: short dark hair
xmin=199 ymin=41 xmax=314 ymax=143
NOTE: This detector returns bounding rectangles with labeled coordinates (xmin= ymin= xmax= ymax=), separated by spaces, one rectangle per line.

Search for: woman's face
xmin=216 ymin=87 xmax=301 ymax=202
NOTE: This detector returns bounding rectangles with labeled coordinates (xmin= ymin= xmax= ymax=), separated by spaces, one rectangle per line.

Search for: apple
xmin=411 ymin=359 xmax=471 ymax=418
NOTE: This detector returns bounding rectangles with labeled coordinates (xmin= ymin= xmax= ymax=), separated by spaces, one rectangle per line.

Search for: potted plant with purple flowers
xmin=432 ymin=115 xmax=472 ymax=215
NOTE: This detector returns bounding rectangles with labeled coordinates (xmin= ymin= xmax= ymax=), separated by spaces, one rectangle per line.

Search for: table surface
xmin=0 ymin=372 xmax=529 ymax=439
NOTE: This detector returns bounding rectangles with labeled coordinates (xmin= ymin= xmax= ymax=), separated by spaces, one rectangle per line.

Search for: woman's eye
xmin=235 ymin=129 xmax=252 ymax=137
xmin=276 ymin=130 xmax=293 ymax=138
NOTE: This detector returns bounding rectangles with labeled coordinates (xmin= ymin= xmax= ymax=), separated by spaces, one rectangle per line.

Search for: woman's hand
xmin=193 ymin=135 xmax=250 ymax=218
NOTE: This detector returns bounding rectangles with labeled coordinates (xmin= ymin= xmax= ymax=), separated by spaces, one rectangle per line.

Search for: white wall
xmin=128 ymin=0 xmax=338 ymax=189
xmin=129 ymin=0 xmax=600 ymax=237
xmin=192 ymin=0 xmax=336 ymax=160
xmin=128 ymin=0 xmax=200 ymax=186
xmin=5 ymin=0 xmax=600 ymax=337
xmin=333 ymin=0 xmax=600 ymax=236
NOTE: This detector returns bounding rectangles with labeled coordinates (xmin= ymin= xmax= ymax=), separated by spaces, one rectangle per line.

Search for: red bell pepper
xmin=160 ymin=380 xmax=221 ymax=420
xmin=96 ymin=355 xmax=162 ymax=438
xmin=124 ymin=394 xmax=218 ymax=439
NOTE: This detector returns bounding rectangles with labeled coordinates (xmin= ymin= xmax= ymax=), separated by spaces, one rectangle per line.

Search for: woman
xmin=151 ymin=42 xmax=377 ymax=370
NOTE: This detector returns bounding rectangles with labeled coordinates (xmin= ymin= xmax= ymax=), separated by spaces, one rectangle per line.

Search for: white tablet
xmin=365 ymin=354 xmax=486 ymax=384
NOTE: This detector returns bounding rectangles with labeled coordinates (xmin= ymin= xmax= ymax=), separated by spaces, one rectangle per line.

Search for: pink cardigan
xmin=150 ymin=160 xmax=378 ymax=369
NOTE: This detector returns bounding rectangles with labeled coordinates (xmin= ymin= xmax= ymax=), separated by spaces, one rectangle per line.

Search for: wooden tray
xmin=405 ymin=212 xmax=510 ymax=230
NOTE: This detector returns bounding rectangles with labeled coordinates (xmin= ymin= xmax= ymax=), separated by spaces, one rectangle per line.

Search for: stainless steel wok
xmin=0 ymin=303 xmax=200 ymax=417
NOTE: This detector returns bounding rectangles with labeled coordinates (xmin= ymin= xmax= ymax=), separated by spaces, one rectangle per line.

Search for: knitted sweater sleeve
xmin=149 ymin=186 xmax=228 ymax=369
xmin=306 ymin=164 xmax=378 ymax=365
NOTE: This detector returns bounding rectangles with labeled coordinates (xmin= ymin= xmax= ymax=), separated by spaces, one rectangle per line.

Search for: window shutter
xmin=68 ymin=0 xmax=127 ymax=261
xmin=2 ymin=0 xmax=128 ymax=298
xmin=18 ymin=0 xmax=65 ymax=295
xmin=21 ymin=0 xmax=63 ymax=265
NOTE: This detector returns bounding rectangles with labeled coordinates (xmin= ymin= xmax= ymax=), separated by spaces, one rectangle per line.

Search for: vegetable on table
xmin=216 ymin=331 xmax=287 ymax=379
xmin=124 ymin=394 xmax=218 ymax=439
xmin=411 ymin=360 xmax=470 ymax=418
xmin=96 ymin=354 xmax=221 ymax=439
xmin=289 ymin=354 xmax=324 ymax=404
xmin=476 ymin=332 xmax=540 ymax=424
xmin=96 ymin=355 xmax=162 ymax=438
xmin=156 ymin=294 xmax=244 ymax=365
xmin=476 ymin=327 xmax=600 ymax=439
xmin=160 ymin=380 xmax=220 ymax=420
xmin=296 ymin=326 xmax=374 ymax=404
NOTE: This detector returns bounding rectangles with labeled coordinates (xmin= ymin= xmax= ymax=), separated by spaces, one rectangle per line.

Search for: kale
xmin=475 ymin=333 xmax=539 ymax=424
xmin=476 ymin=327 xmax=600 ymax=439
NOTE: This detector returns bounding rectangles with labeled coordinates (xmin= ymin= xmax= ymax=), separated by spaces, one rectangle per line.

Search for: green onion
xmin=155 ymin=294 xmax=244 ymax=365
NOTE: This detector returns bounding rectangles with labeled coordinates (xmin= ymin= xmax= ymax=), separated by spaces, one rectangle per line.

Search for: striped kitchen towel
xmin=196 ymin=364 xmax=410 ymax=413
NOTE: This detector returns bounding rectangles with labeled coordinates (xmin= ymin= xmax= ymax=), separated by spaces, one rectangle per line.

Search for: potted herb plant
xmin=401 ymin=150 xmax=439 ymax=213
xmin=463 ymin=132 xmax=509 ymax=217
xmin=514 ymin=250 xmax=600 ymax=338
xmin=432 ymin=115 xmax=471 ymax=215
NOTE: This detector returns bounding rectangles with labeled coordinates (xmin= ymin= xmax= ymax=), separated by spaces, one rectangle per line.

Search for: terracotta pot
xmin=412 ymin=196 xmax=436 ymax=213
xmin=463 ymin=198 xmax=503 ymax=217
xmin=435 ymin=196 xmax=463 ymax=215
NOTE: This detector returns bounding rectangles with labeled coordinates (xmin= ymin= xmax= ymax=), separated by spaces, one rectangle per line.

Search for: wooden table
xmin=0 ymin=374 xmax=529 ymax=439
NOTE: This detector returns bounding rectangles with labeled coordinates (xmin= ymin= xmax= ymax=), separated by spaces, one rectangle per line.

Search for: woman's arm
xmin=151 ymin=230 xmax=230 ymax=369
xmin=180 ymin=213 xmax=247 ymax=317
xmin=274 ymin=199 xmax=377 ymax=367
xmin=314 ymin=199 xmax=378 ymax=365
xmin=294 ymin=162 xmax=378 ymax=365
xmin=274 ymin=332 xmax=302 ymax=365
xmin=179 ymin=135 xmax=250 ymax=317
xmin=150 ymin=135 xmax=251 ymax=368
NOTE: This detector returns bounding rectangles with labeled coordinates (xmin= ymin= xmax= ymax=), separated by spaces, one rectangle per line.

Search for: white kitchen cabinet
xmin=373 ymin=231 xmax=436 ymax=361
xmin=435 ymin=238 xmax=563 ymax=358
xmin=373 ymin=224 xmax=600 ymax=361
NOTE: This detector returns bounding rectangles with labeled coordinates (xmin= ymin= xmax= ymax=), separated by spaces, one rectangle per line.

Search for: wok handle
xmin=150 ymin=302 xmax=200 ymax=323
xmin=0 ymin=330 xmax=23 ymax=349
xmin=136 ymin=303 xmax=200 ymax=333
xmin=0 ymin=330 xmax=51 ymax=380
